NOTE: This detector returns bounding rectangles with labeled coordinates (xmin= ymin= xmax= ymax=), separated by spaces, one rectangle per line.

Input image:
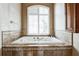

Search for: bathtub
xmin=11 ymin=36 xmax=65 ymax=46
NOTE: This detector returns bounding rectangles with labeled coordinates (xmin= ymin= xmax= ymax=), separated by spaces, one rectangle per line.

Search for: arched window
xmin=27 ymin=5 xmax=50 ymax=35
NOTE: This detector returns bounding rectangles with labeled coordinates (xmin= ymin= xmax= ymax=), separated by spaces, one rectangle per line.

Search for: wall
xmin=54 ymin=3 xmax=72 ymax=45
xmin=73 ymin=33 xmax=79 ymax=55
xmin=0 ymin=3 xmax=21 ymax=53
xmin=0 ymin=3 xmax=21 ymax=31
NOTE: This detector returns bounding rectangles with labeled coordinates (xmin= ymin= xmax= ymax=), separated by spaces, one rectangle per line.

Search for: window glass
xmin=27 ymin=15 xmax=38 ymax=35
xmin=39 ymin=7 xmax=49 ymax=14
xmin=39 ymin=15 xmax=49 ymax=35
xmin=28 ymin=6 xmax=38 ymax=14
xmin=27 ymin=5 xmax=49 ymax=35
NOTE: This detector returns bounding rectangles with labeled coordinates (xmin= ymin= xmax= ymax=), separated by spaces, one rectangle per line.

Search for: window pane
xmin=39 ymin=7 xmax=49 ymax=14
xmin=39 ymin=15 xmax=49 ymax=35
xmin=28 ymin=6 xmax=38 ymax=14
xmin=27 ymin=15 xmax=38 ymax=35
xmin=27 ymin=5 xmax=50 ymax=35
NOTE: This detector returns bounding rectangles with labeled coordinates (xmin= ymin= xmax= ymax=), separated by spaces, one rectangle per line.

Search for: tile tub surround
xmin=2 ymin=46 xmax=72 ymax=56
xmin=73 ymin=33 xmax=79 ymax=55
xmin=55 ymin=30 xmax=72 ymax=45
xmin=2 ymin=31 xmax=21 ymax=45
xmin=0 ymin=48 xmax=1 ymax=56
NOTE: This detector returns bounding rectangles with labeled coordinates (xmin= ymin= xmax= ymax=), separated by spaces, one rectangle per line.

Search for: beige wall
xmin=0 ymin=3 xmax=21 ymax=51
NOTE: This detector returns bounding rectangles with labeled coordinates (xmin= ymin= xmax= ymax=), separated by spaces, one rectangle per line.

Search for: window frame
xmin=21 ymin=3 xmax=54 ymax=36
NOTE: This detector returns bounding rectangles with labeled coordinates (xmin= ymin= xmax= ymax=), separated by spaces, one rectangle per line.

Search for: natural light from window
xmin=27 ymin=5 xmax=50 ymax=35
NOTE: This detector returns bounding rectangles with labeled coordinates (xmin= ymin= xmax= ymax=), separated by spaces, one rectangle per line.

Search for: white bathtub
xmin=11 ymin=36 xmax=64 ymax=46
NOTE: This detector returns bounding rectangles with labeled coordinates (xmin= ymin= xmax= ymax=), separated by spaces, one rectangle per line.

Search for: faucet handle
xmin=33 ymin=37 xmax=35 ymax=39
